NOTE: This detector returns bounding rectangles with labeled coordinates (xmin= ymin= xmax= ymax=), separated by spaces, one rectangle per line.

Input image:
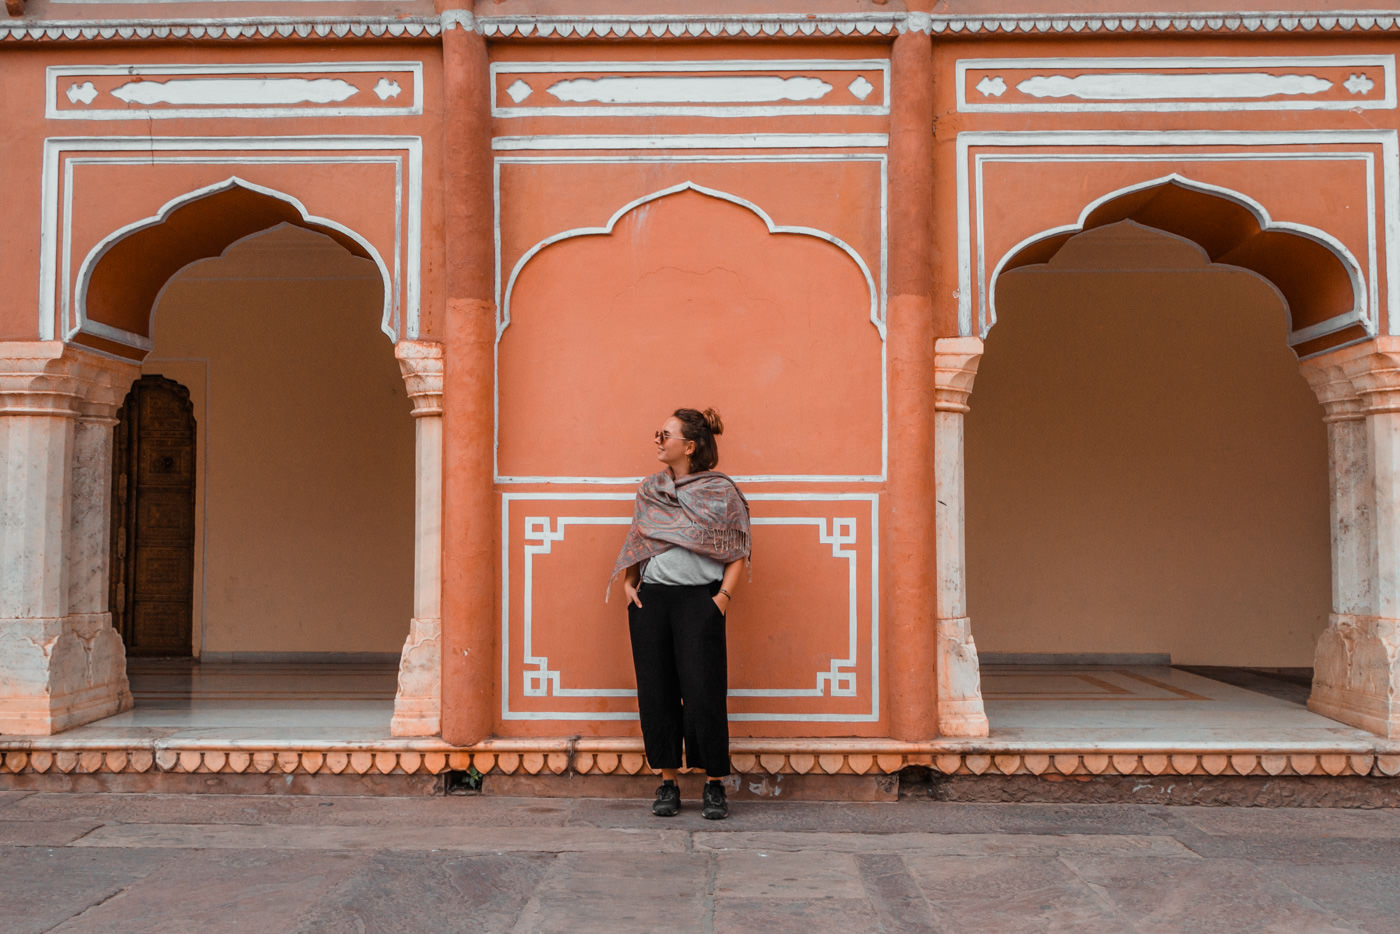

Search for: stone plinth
xmin=0 ymin=342 xmax=137 ymax=735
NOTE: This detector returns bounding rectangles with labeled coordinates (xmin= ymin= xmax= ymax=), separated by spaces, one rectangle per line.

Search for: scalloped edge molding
xmin=9 ymin=12 xmax=1400 ymax=42
xmin=1 ymin=745 xmax=1395 ymax=780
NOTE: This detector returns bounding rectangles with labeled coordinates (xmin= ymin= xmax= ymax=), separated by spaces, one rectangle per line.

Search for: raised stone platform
xmin=2 ymin=661 xmax=1397 ymax=799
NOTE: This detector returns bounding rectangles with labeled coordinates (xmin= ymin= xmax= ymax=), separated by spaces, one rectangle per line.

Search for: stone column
xmin=1301 ymin=337 xmax=1399 ymax=736
xmin=0 ymin=341 xmax=138 ymax=734
xmin=392 ymin=340 xmax=444 ymax=736
xmin=933 ymin=338 xmax=990 ymax=736
xmin=885 ymin=26 xmax=940 ymax=741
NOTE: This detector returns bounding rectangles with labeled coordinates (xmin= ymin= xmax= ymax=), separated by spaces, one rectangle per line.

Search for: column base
xmin=936 ymin=616 xmax=990 ymax=737
xmin=0 ymin=613 xmax=131 ymax=735
xmin=1308 ymin=613 xmax=1400 ymax=738
xmin=391 ymin=616 xmax=441 ymax=737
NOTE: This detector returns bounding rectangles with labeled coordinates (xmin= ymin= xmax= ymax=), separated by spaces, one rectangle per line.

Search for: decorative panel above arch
xmin=956 ymin=131 xmax=1396 ymax=358
xmin=41 ymin=135 xmax=422 ymax=359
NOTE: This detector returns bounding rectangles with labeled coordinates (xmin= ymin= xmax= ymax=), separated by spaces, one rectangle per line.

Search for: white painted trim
xmin=46 ymin=61 xmax=424 ymax=120
xmin=76 ymin=317 xmax=154 ymax=352
xmin=492 ymin=134 xmax=889 ymax=152
xmin=40 ymin=135 xmax=423 ymax=350
xmin=492 ymin=154 xmax=888 ymax=485
xmin=10 ymin=11 xmax=1400 ymax=42
xmin=500 ymin=492 xmax=880 ymax=723
xmin=490 ymin=59 xmax=890 ymax=119
xmin=499 ymin=181 xmax=881 ymax=339
xmin=954 ymin=130 xmax=1396 ymax=344
xmin=956 ymin=55 xmax=1397 ymax=112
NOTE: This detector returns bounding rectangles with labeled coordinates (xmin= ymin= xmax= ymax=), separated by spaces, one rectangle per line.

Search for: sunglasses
xmin=654 ymin=430 xmax=688 ymax=445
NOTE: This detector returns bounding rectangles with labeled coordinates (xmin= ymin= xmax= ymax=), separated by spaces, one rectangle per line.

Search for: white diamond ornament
xmin=848 ymin=76 xmax=874 ymax=100
xmin=506 ymin=79 xmax=533 ymax=103
xmin=373 ymin=78 xmax=402 ymax=100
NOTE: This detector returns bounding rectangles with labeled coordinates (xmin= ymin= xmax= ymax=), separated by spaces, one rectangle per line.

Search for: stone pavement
xmin=3 ymin=791 xmax=1398 ymax=933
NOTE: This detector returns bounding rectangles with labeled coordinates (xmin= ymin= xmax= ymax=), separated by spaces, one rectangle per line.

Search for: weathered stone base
xmin=0 ymin=770 xmax=442 ymax=796
xmin=390 ymin=616 xmax=440 ymax=737
xmin=1308 ymin=613 xmax=1400 ymax=738
xmin=478 ymin=771 xmax=898 ymax=802
xmin=0 ymin=614 xmax=131 ymax=735
xmin=935 ymin=616 xmax=990 ymax=737
xmin=911 ymin=771 xmax=1400 ymax=808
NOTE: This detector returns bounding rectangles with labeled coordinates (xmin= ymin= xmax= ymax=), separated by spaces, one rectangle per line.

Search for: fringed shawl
xmin=607 ymin=470 xmax=751 ymax=599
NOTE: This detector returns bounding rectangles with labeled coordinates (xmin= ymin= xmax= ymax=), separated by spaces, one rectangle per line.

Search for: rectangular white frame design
xmin=491 ymin=59 xmax=891 ymax=119
xmin=493 ymin=151 xmax=888 ymax=485
xmin=39 ymin=135 xmax=423 ymax=346
xmin=955 ymin=130 xmax=1400 ymax=353
xmin=956 ymin=55 xmax=1398 ymax=113
xmin=500 ymin=491 xmax=880 ymax=723
xmin=47 ymin=62 xmax=425 ymax=121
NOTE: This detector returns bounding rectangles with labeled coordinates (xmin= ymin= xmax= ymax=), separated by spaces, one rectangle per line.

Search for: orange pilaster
xmin=886 ymin=28 xmax=939 ymax=741
xmin=440 ymin=17 xmax=497 ymax=746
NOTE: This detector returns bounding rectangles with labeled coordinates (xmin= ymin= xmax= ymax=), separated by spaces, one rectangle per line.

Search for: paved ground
xmin=3 ymin=790 xmax=1398 ymax=933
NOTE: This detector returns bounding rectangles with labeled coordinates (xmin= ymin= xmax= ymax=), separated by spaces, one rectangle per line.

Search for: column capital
xmin=933 ymin=337 xmax=984 ymax=414
xmin=0 ymin=342 xmax=138 ymax=418
xmin=1300 ymin=356 xmax=1364 ymax=422
xmin=1326 ymin=337 xmax=1400 ymax=415
xmin=395 ymin=340 xmax=444 ymax=417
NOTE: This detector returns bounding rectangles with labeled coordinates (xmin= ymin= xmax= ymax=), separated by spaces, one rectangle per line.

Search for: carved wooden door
xmin=110 ymin=375 xmax=196 ymax=656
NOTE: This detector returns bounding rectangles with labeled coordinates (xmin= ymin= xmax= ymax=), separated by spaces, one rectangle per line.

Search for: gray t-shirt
xmin=641 ymin=546 xmax=724 ymax=586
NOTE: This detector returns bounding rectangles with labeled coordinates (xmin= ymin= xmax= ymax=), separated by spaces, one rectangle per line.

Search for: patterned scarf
xmin=608 ymin=469 xmax=751 ymax=598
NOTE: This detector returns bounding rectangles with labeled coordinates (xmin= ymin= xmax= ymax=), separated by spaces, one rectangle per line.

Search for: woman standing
xmin=609 ymin=408 xmax=751 ymax=820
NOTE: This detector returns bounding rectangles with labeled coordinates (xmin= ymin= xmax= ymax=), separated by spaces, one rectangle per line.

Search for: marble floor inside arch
xmin=2 ymin=661 xmax=1390 ymax=790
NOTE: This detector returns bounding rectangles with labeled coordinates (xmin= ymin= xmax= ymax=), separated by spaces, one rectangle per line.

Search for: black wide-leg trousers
xmin=627 ymin=582 xmax=731 ymax=777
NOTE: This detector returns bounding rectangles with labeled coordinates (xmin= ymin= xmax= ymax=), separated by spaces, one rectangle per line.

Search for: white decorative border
xmin=46 ymin=61 xmax=424 ymax=120
xmin=39 ymin=135 xmax=422 ymax=348
xmin=954 ymin=131 xmax=1399 ymax=353
xmin=491 ymin=134 xmax=889 ymax=151
xmin=500 ymin=491 xmax=880 ymax=723
xmin=493 ymin=153 xmax=888 ymax=485
xmin=957 ymin=55 xmax=1397 ymax=112
xmin=490 ymin=59 xmax=890 ymax=119
xmin=11 ymin=12 xmax=1400 ymax=43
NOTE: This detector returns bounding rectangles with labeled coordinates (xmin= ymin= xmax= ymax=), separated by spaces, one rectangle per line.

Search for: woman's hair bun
xmin=701 ymin=408 xmax=724 ymax=436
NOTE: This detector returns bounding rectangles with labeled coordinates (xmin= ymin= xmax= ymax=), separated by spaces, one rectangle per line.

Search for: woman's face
xmin=654 ymin=416 xmax=694 ymax=472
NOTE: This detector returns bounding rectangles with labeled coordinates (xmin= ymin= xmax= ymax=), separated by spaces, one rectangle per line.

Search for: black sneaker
xmin=702 ymin=781 xmax=728 ymax=820
xmin=652 ymin=781 xmax=680 ymax=817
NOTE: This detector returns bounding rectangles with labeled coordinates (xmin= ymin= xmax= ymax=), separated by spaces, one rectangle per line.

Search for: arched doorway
xmin=141 ymin=222 xmax=414 ymax=661
xmin=966 ymin=219 xmax=1331 ymax=668
xmin=110 ymin=374 xmax=197 ymax=657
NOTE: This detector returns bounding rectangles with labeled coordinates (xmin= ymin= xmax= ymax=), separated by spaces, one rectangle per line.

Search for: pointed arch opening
xmin=75 ymin=178 xmax=394 ymax=358
xmin=990 ymin=176 xmax=1369 ymax=358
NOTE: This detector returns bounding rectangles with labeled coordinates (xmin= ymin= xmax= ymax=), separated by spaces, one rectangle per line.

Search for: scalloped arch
xmin=75 ymin=177 xmax=394 ymax=358
xmin=499 ymin=180 xmax=882 ymax=341
xmin=989 ymin=175 xmax=1369 ymax=357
